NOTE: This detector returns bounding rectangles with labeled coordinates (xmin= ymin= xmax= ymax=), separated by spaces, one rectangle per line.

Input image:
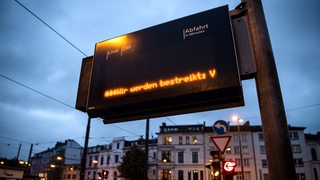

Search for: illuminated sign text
xmin=104 ymin=68 xmax=216 ymax=98
xmin=183 ymin=24 xmax=209 ymax=39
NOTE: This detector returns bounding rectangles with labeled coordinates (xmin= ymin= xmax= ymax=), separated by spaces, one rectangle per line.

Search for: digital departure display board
xmin=85 ymin=5 xmax=244 ymax=123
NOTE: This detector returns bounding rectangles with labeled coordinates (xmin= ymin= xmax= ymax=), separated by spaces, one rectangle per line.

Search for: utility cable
xmin=0 ymin=72 xmax=143 ymax=140
xmin=243 ymin=103 xmax=320 ymax=121
xmin=0 ymin=135 xmax=32 ymax=145
xmin=0 ymin=73 xmax=74 ymax=109
xmin=109 ymin=123 xmax=141 ymax=137
xmin=165 ymin=117 xmax=176 ymax=125
xmin=0 ymin=1 xmax=147 ymax=148
xmin=7 ymin=0 xmax=320 ymax=151
xmin=14 ymin=0 xmax=88 ymax=57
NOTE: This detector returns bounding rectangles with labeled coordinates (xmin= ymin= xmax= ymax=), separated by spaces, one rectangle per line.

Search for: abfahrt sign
xmin=76 ymin=5 xmax=244 ymax=123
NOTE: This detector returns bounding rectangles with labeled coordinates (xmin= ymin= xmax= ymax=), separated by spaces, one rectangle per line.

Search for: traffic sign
xmin=213 ymin=120 xmax=230 ymax=135
xmin=223 ymin=160 xmax=236 ymax=173
xmin=210 ymin=135 xmax=232 ymax=154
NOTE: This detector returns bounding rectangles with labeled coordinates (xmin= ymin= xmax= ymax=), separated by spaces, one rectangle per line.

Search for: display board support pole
xmin=244 ymin=0 xmax=296 ymax=179
xmin=80 ymin=116 xmax=91 ymax=180
xmin=144 ymin=118 xmax=150 ymax=180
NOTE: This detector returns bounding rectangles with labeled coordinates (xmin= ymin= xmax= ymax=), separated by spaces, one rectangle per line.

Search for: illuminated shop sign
xmin=86 ymin=5 xmax=244 ymax=123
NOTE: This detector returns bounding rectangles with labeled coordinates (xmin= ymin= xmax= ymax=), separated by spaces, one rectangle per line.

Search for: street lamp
xmin=92 ymin=159 xmax=98 ymax=164
xmin=232 ymin=115 xmax=245 ymax=180
xmin=56 ymin=156 xmax=63 ymax=161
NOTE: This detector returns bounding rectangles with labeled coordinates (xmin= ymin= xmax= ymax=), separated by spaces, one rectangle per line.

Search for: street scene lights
xmin=232 ymin=115 xmax=245 ymax=180
xmin=56 ymin=156 xmax=63 ymax=161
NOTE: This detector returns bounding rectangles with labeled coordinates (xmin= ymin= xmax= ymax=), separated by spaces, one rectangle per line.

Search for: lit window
xmin=226 ymin=147 xmax=232 ymax=155
xmin=161 ymin=151 xmax=171 ymax=163
xmin=192 ymin=136 xmax=197 ymax=144
xmin=163 ymin=136 xmax=172 ymax=145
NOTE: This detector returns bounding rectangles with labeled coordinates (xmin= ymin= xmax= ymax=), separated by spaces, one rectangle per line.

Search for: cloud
xmin=47 ymin=70 xmax=67 ymax=82
xmin=1 ymin=0 xmax=320 ymax=161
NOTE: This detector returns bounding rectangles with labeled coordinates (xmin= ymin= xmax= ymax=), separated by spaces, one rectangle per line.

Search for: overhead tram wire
xmin=0 ymin=135 xmax=33 ymax=145
xmin=286 ymin=103 xmax=320 ymax=112
xmin=165 ymin=117 xmax=176 ymax=125
xmin=242 ymin=103 xmax=320 ymax=121
xmin=0 ymin=72 xmax=141 ymax=138
xmin=0 ymin=73 xmax=74 ymax=110
xmin=7 ymin=0 xmax=145 ymax=138
xmin=14 ymin=0 xmax=88 ymax=57
xmin=0 ymin=72 xmax=142 ymax=138
xmin=108 ymin=123 xmax=141 ymax=137
xmin=9 ymin=0 xmax=320 ymax=144
xmin=0 ymin=73 xmax=141 ymax=136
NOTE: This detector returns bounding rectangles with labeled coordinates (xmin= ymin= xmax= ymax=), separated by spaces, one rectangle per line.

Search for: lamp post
xmin=232 ymin=115 xmax=244 ymax=180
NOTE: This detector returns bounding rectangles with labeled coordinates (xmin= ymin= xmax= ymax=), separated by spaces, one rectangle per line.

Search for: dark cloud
xmin=1 ymin=0 xmax=319 ymax=160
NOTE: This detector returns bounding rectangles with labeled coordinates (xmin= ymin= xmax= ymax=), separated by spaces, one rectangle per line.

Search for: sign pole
xmin=144 ymin=118 xmax=150 ymax=180
xmin=236 ymin=121 xmax=244 ymax=180
xmin=244 ymin=0 xmax=296 ymax=179
xmin=80 ymin=116 xmax=91 ymax=180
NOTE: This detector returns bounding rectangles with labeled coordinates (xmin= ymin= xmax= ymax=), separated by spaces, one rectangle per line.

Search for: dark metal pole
xmin=16 ymin=143 xmax=22 ymax=160
xmin=80 ymin=116 xmax=91 ymax=180
xmin=237 ymin=121 xmax=244 ymax=180
xmin=27 ymin=144 xmax=33 ymax=164
xmin=144 ymin=118 xmax=150 ymax=180
xmin=244 ymin=0 xmax=296 ymax=179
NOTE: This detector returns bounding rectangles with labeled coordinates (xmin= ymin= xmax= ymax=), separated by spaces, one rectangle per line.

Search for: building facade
xmin=157 ymin=123 xmax=207 ymax=180
xmin=157 ymin=122 xmax=320 ymax=180
xmin=29 ymin=123 xmax=319 ymax=180
xmin=30 ymin=139 xmax=82 ymax=180
xmin=84 ymin=136 xmax=158 ymax=180
xmin=304 ymin=133 xmax=320 ymax=180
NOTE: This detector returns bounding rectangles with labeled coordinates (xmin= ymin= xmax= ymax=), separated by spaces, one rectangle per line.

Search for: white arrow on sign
xmin=224 ymin=161 xmax=236 ymax=171
xmin=210 ymin=135 xmax=232 ymax=155
xmin=214 ymin=122 xmax=227 ymax=132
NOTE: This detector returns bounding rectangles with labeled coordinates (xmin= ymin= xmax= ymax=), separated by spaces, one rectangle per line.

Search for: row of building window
xmin=88 ymin=155 xmax=120 ymax=167
xmin=258 ymin=132 xmax=300 ymax=141
xmin=86 ymin=170 xmax=117 ymax=180
xmin=163 ymin=132 xmax=301 ymax=146
xmin=161 ymin=169 xmax=204 ymax=180
xmin=163 ymin=134 xmax=252 ymax=145
xmin=164 ymin=170 xmax=252 ymax=180
xmin=225 ymin=145 xmax=249 ymax=155
xmin=261 ymin=158 xmax=304 ymax=168
xmin=163 ymin=136 xmax=198 ymax=145
xmin=259 ymin=144 xmax=302 ymax=154
xmin=63 ymin=174 xmax=77 ymax=179
xmin=161 ymin=151 xmax=199 ymax=163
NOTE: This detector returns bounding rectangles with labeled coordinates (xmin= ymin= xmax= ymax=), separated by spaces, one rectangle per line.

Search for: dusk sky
xmin=1 ymin=0 xmax=319 ymax=161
